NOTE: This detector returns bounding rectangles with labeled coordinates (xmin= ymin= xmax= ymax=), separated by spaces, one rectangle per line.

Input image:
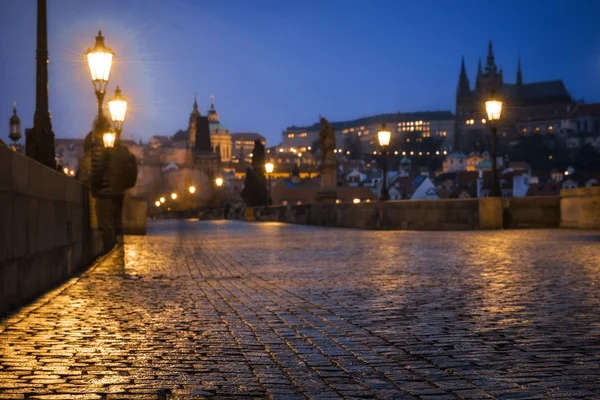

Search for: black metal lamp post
xmin=377 ymin=123 xmax=391 ymax=201
xmin=265 ymin=162 xmax=274 ymax=206
xmin=485 ymin=94 xmax=503 ymax=197
xmin=9 ymin=102 xmax=21 ymax=149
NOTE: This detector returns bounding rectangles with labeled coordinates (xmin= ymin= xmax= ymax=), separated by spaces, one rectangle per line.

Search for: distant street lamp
xmin=171 ymin=192 xmax=178 ymax=200
xmin=9 ymin=101 xmax=21 ymax=149
xmin=265 ymin=162 xmax=274 ymax=206
xmin=155 ymin=201 xmax=160 ymax=207
xmin=215 ymin=177 xmax=224 ymax=187
xmin=108 ymin=86 xmax=128 ymax=140
xmin=188 ymin=185 xmax=196 ymax=194
xmin=102 ymin=131 xmax=116 ymax=148
xmin=485 ymin=93 xmax=503 ymax=197
xmin=377 ymin=123 xmax=391 ymax=201
xmin=159 ymin=197 xmax=166 ymax=203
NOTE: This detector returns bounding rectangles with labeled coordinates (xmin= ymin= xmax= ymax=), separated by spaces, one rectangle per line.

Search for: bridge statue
xmin=316 ymin=117 xmax=337 ymax=203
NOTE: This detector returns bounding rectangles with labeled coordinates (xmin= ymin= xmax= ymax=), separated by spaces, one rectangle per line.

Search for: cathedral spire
xmin=193 ymin=93 xmax=199 ymax=112
xmin=208 ymin=95 xmax=219 ymax=123
xmin=477 ymin=57 xmax=482 ymax=76
xmin=457 ymin=56 xmax=470 ymax=97
xmin=516 ymin=56 xmax=523 ymax=85
xmin=485 ymin=40 xmax=497 ymax=73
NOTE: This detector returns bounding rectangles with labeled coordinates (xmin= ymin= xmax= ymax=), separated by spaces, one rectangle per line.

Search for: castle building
xmin=455 ymin=41 xmax=575 ymax=153
xmin=283 ymin=111 xmax=455 ymax=155
xmin=186 ymin=96 xmax=232 ymax=162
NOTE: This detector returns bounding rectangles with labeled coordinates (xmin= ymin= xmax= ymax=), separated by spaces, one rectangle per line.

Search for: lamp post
xmin=27 ymin=0 xmax=56 ymax=169
xmin=377 ymin=123 xmax=391 ymax=201
xmin=485 ymin=93 xmax=503 ymax=197
xmin=108 ymin=86 xmax=127 ymax=141
xmin=9 ymin=102 xmax=21 ymax=150
xmin=265 ymin=162 xmax=274 ymax=206
xmin=85 ymin=31 xmax=114 ymax=145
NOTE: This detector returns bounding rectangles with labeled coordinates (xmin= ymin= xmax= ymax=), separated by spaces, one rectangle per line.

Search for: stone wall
xmin=0 ymin=146 xmax=103 ymax=315
xmin=503 ymin=196 xmax=561 ymax=229
xmin=123 ymin=195 xmax=148 ymax=235
xmin=560 ymin=187 xmax=600 ymax=229
xmin=249 ymin=198 xmax=504 ymax=230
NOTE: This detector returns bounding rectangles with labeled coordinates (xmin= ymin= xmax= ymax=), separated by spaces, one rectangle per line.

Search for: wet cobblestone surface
xmin=1 ymin=220 xmax=600 ymax=399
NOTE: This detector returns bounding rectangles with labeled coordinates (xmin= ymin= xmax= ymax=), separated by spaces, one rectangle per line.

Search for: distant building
xmin=174 ymin=96 xmax=233 ymax=162
xmin=231 ymin=133 xmax=266 ymax=163
xmin=388 ymin=175 xmax=439 ymax=200
xmin=282 ymin=110 xmax=455 ymax=155
xmin=455 ymin=41 xmax=575 ymax=153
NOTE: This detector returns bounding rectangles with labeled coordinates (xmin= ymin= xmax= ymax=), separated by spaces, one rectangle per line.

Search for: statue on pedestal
xmin=316 ymin=117 xmax=337 ymax=203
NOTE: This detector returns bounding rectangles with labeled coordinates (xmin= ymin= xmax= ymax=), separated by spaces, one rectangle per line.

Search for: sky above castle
xmin=1 ymin=0 xmax=600 ymax=146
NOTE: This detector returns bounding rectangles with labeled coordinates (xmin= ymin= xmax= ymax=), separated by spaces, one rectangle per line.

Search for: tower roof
xmin=190 ymin=93 xmax=201 ymax=118
xmin=207 ymin=95 xmax=219 ymax=123
xmin=516 ymin=56 xmax=523 ymax=85
xmin=9 ymin=101 xmax=20 ymax=125
xmin=485 ymin=40 xmax=498 ymax=73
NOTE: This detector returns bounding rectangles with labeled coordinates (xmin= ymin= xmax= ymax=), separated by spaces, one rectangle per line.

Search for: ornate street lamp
xmin=108 ymin=86 xmax=127 ymax=138
xmin=86 ymin=31 xmax=113 ymax=111
xmin=485 ymin=93 xmax=503 ymax=197
xmin=265 ymin=162 xmax=274 ymax=206
xmin=215 ymin=177 xmax=224 ymax=187
xmin=9 ymin=101 xmax=21 ymax=148
xmin=377 ymin=123 xmax=391 ymax=201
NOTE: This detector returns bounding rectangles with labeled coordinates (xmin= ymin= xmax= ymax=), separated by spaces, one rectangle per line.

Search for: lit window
xmin=288 ymin=133 xmax=295 ymax=138
xmin=350 ymin=128 xmax=355 ymax=132
xmin=535 ymin=127 xmax=540 ymax=133
xmin=342 ymin=129 xmax=348 ymax=134
xmin=360 ymin=126 xmax=365 ymax=130
xmin=364 ymin=130 xmax=369 ymax=135
xmin=406 ymin=138 xmax=410 ymax=143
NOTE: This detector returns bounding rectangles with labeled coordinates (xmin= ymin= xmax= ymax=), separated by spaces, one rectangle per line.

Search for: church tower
xmin=476 ymin=41 xmax=503 ymax=95
xmin=516 ymin=56 xmax=523 ymax=86
xmin=187 ymin=94 xmax=201 ymax=149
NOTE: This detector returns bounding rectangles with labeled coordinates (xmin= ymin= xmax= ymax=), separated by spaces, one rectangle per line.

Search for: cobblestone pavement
xmin=2 ymin=220 xmax=600 ymax=399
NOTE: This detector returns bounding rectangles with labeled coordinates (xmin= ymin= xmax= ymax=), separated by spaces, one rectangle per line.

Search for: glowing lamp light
xmin=564 ymin=171 xmax=569 ymax=176
xmin=69 ymin=170 xmax=75 ymax=176
xmin=215 ymin=177 xmax=224 ymax=187
xmin=377 ymin=123 xmax=391 ymax=147
xmin=159 ymin=197 xmax=166 ymax=203
xmin=352 ymin=198 xmax=361 ymax=204
xmin=188 ymin=186 xmax=196 ymax=194
xmin=155 ymin=201 xmax=161 ymax=207
xmin=103 ymin=131 xmax=116 ymax=148
xmin=298 ymin=152 xmax=302 ymax=157
xmin=485 ymin=98 xmax=503 ymax=122
xmin=265 ymin=162 xmax=274 ymax=174
xmin=308 ymin=146 xmax=312 ymax=150
xmin=108 ymin=86 xmax=127 ymax=132
xmin=171 ymin=192 xmax=178 ymax=200
xmin=63 ymin=167 xmax=69 ymax=174
xmin=85 ymin=31 xmax=114 ymax=93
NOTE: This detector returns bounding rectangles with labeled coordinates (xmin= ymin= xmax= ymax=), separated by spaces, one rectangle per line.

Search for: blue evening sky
xmin=1 ymin=0 xmax=600 ymax=146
